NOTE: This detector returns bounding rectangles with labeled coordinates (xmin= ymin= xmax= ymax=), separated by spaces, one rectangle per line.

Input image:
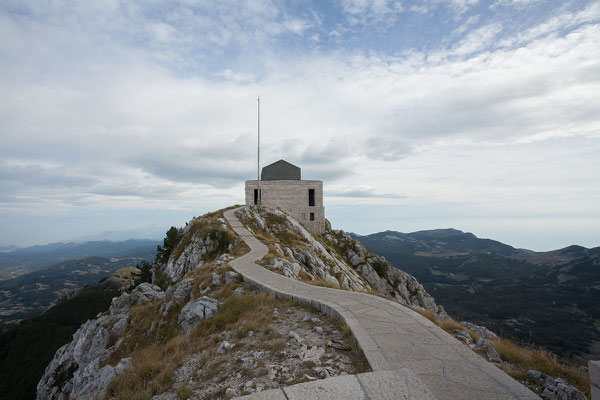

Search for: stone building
xmin=245 ymin=159 xmax=325 ymax=234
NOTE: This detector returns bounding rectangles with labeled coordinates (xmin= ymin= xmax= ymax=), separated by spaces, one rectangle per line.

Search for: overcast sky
xmin=1 ymin=0 xmax=599 ymax=251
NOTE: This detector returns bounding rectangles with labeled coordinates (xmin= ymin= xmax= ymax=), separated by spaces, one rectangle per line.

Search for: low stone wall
xmin=591 ymin=360 xmax=600 ymax=400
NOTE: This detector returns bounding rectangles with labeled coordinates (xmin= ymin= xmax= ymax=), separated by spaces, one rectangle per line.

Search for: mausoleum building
xmin=245 ymin=160 xmax=325 ymax=234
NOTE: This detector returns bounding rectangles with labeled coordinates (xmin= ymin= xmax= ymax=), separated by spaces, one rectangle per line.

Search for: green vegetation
xmin=371 ymin=260 xmax=389 ymax=278
xmin=157 ymin=226 xmax=184 ymax=264
xmin=153 ymin=265 xmax=173 ymax=291
xmin=0 ymin=282 xmax=121 ymax=400
xmin=134 ymin=260 xmax=153 ymax=287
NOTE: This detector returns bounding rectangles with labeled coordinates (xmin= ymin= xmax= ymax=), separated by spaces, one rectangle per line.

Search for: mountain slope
xmin=0 ymin=274 xmax=124 ymax=400
xmin=36 ymin=206 xmax=445 ymax=399
xmin=354 ymin=229 xmax=600 ymax=360
xmin=0 ymin=239 xmax=159 ymax=279
xmin=0 ymin=256 xmax=146 ymax=326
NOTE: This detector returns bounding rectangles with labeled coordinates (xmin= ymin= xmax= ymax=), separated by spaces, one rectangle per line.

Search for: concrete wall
xmin=245 ymin=180 xmax=325 ymax=234
xmin=591 ymin=360 xmax=600 ymax=400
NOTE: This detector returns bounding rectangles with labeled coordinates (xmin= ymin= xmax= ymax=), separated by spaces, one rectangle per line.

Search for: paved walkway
xmin=224 ymin=208 xmax=540 ymax=400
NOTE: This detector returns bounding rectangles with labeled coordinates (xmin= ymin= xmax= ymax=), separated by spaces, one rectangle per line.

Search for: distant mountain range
xmin=0 ymin=239 xmax=161 ymax=326
xmin=352 ymin=229 xmax=600 ymax=361
xmin=0 ymin=239 xmax=160 ymax=280
xmin=0 ymin=256 xmax=144 ymax=327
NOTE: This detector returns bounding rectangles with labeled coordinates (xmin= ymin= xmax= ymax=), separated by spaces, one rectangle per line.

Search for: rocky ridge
xmin=35 ymin=208 xmax=376 ymax=399
xmin=36 ymin=282 xmax=165 ymax=399
xmin=233 ymin=206 xmax=446 ymax=317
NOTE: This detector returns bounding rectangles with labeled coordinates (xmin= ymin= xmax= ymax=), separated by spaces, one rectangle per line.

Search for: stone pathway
xmin=224 ymin=208 xmax=540 ymax=400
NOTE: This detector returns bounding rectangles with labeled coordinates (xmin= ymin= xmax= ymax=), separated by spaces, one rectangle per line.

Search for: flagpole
xmin=257 ymin=95 xmax=261 ymax=207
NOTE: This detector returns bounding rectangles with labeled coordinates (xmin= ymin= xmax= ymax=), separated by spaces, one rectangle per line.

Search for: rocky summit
xmin=33 ymin=206 xmax=591 ymax=399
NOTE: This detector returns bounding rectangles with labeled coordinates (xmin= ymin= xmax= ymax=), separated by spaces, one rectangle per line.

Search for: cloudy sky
xmin=1 ymin=0 xmax=599 ymax=250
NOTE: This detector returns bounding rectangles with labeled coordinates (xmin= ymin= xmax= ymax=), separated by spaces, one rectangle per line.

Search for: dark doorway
xmin=254 ymin=189 xmax=261 ymax=205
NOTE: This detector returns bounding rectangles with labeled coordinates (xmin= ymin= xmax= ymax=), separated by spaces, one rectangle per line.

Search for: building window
xmin=302 ymin=213 xmax=306 ymax=220
xmin=308 ymin=189 xmax=315 ymax=206
xmin=310 ymin=212 xmax=315 ymax=221
xmin=254 ymin=189 xmax=261 ymax=205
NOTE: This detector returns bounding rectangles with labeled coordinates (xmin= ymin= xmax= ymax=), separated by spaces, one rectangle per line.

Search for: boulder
xmin=528 ymin=370 xmax=543 ymax=380
xmin=460 ymin=322 xmax=498 ymax=339
xmin=178 ymin=297 xmax=219 ymax=334
xmin=541 ymin=376 xmax=586 ymax=400
xmin=160 ymin=279 xmax=193 ymax=315
xmin=473 ymin=338 xmax=501 ymax=363
xmin=455 ymin=330 xmax=472 ymax=342
xmin=299 ymin=345 xmax=325 ymax=366
xmin=527 ymin=371 xmax=587 ymax=399
xmin=224 ymin=271 xmax=240 ymax=284
xmin=212 ymin=272 xmax=222 ymax=286
xmin=171 ymin=279 xmax=193 ymax=305
xmin=70 ymin=357 xmax=132 ymax=400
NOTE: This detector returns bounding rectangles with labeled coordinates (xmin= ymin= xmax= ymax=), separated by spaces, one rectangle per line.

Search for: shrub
xmin=153 ymin=266 xmax=172 ymax=291
xmin=157 ymin=227 xmax=183 ymax=264
xmin=134 ymin=260 xmax=153 ymax=287
xmin=371 ymin=260 xmax=389 ymax=278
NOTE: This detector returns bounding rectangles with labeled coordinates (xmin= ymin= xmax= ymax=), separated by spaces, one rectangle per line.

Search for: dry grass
xmin=335 ymin=318 xmax=371 ymax=374
xmin=412 ymin=309 xmax=589 ymax=397
xmin=310 ymin=278 xmax=340 ymax=289
xmin=492 ymin=337 xmax=589 ymax=397
xmin=171 ymin=208 xmax=249 ymax=263
xmin=106 ymin=292 xmax=280 ymax=399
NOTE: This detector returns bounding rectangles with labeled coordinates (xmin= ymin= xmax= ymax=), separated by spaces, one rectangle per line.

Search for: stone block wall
xmin=245 ymin=180 xmax=325 ymax=234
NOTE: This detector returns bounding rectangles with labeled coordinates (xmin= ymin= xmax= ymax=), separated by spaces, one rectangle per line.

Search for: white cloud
xmin=498 ymin=2 xmax=600 ymax=47
xmin=451 ymin=22 xmax=503 ymax=55
xmin=409 ymin=0 xmax=479 ymax=15
xmin=0 ymin=1 xmax=599 ymax=249
xmin=339 ymin=0 xmax=404 ymax=24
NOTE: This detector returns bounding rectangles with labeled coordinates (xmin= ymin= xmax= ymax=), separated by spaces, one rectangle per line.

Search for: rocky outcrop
xmin=37 ymin=206 xmax=446 ymax=398
xmin=234 ymin=206 xmax=445 ymax=317
xmin=461 ymin=321 xmax=498 ymax=339
xmin=178 ymin=296 xmax=219 ymax=334
xmin=528 ymin=370 xmax=587 ymax=400
xmin=473 ymin=338 xmax=502 ymax=363
xmin=160 ymin=278 xmax=193 ymax=316
xmin=164 ymin=215 xmax=238 ymax=282
xmin=36 ymin=283 xmax=165 ymax=400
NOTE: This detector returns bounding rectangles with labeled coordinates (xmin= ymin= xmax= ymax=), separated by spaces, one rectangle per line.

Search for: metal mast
xmin=257 ymin=95 xmax=261 ymax=207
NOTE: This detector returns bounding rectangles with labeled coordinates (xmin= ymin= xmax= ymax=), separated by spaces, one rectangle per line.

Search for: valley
xmin=353 ymin=229 xmax=600 ymax=361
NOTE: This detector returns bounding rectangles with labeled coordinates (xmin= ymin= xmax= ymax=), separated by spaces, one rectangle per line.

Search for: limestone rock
xmin=473 ymin=338 xmax=501 ymax=363
xmin=528 ymin=371 xmax=587 ymax=400
xmin=71 ymin=357 xmax=132 ymax=400
xmin=455 ymin=330 xmax=472 ymax=343
xmin=224 ymin=270 xmax=240 ymax=284
xmin=461 ymin=322 xmax=498 ymax=339
xmin=529 ymin=370 xmax=543 ymax=380
xmin=233 ymin=287 xmax=244 ymax=296
xmin=110 ymin=283 xmax=164 ymax=314
xmin=299 ymin=345 xmax=325 ymax=366
xmin=216 ymin=340 xmax=235 ymax=354
xmin=160 ymin=279 xmax=193 ymax=315
xmin=234 ymin=205 xmax=445 ymax=318
xmin=178 ymin=296 xmax=219 ymax=334
xmin=212 ymin=272 xmax=222 ymax=286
